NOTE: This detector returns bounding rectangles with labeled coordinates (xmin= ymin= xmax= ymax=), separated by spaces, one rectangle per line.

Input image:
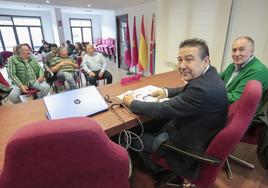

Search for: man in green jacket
xmin=7 ymin=44 xmax=50 ymax=103
xmin=220 ymin=36 xmax=268 ymax=116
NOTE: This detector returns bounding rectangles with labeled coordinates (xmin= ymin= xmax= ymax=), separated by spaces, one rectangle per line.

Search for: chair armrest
xmin=161 ymin=142 xmax=221 ymax=165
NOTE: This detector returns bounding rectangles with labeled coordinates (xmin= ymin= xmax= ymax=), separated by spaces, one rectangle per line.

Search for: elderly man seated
xmin=7 ymin=44 xmax=50 ymax=103
xmin=123 ymin=38 xmax=228 ymax=182
xmin=82 ymin=44 xmax=112 ymax=86
xmin=50 ymin=47 xmax=79 ymax=90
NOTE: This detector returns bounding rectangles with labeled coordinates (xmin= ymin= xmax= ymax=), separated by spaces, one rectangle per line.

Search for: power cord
xmin=104 ymin=95 xmax=144 ymax=152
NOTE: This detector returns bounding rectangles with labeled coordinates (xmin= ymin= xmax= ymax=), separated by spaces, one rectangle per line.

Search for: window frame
xmin=0 ymin=15 xmax=44 ymax=51
xmin=69 ymin=18 xmax=93 ymax=44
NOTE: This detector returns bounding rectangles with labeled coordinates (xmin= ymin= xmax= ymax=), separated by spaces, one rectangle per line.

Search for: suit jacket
xmin=130 ymin=66 xmax=228 ymax=178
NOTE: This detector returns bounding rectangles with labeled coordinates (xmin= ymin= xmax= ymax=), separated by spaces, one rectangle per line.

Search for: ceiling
xmin=4 ymin=0 xmax=154 ymax=10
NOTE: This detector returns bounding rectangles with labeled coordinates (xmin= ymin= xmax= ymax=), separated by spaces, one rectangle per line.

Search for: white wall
xmin=61 ymin=12 xmax=102 ymax=44
xmin=101 ymin=14 xmax=116 ymax=39
xmin=155 ymin=0 xmax=232 ymax=73
xmin=222 ymin=0 xmax=268 ymax=70
xmin=0 ymin=8 xmax=55 ymax=43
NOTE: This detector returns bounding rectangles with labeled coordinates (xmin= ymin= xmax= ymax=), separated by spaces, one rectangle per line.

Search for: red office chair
xmin=19 ymin=88 xmax=40 ymax=101
xmin=0 ymin=117 xmax=130 ymax=188
xmin=0 ymin=72 xmax=9 ymax=87
xmin=152 ymin=80 xmax=262 ymax=188
xmin=0 ymin=51 xmax=13 ymax=68
xmin=228 ymin=89 xmax=268 ymax=173
xmin=0 ymin=72 xmax=12 ymax=104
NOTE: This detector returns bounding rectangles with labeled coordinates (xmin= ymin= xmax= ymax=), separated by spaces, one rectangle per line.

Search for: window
xmin=0 ymin=15 xmax=44 ymax=51
xmin=70 ymin=19 xmax=93 ymax=44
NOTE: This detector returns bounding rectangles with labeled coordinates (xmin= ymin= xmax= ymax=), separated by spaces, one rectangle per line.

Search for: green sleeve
xmin=7 ymin=57 xmax=23 ymax=86
xmin=37 ymin=62 xmax=44 ymax=77
xmin=227 ymin=69 xmax=267 ymax=104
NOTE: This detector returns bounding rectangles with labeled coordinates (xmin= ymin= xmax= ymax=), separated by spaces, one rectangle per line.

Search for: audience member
xmin=123 ymin=38 xmax=228 ymax=179
xmin=75 ymin=42 xmax=86 ymax=59
xmin=220 ymin=36 xmax=268 ymax=116
xmin=50 ymin=47 xmax=79 ymax=90
xmin=7 ymin=44 xmax=50 ymax=103
xmin=66 ymin=40 xmax=75 ymax=56
xmin=37 ymin=40 xmax=51 ymax=54
xmin=82 ymin=44 xmax=112 ymax=86
xmin=43 ymin=44 xmax=58 ymax=85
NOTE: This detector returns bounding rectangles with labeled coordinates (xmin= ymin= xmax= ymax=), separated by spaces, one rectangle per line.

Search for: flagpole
xmin=131 ymin=16 xmax=139 ymax=75
xmin=124 ymin=17 xmax=133 ymax=75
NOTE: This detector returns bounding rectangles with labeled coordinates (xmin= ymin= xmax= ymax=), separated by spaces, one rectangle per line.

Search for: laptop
xmin=44 ymin=86 xmax=108 ymax=120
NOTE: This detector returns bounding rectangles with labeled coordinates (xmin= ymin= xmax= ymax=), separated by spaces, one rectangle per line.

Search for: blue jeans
xmin=8 ymin=80 xmax=50 ymax=103
xmin=57 ymin=71 xmax=78 ymax=90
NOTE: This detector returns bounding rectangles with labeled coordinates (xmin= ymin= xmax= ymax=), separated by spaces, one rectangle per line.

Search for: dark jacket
xmin=256 ymin=91 xmax=268 ymax=169
xmin=130 ymin=66 xmax=228 ymax=178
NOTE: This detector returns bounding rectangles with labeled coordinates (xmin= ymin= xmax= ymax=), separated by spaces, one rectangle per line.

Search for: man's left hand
xmin=123 ymin=94 xmax=134 ymax=107
xmin=37 ymin=77 xmax=44 ymax=83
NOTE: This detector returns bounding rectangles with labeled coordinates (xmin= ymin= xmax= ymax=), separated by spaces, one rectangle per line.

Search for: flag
xmin=149 ymin=14 xmax=156 ymax=74
xmin=138 ymin=15 xmax=148 ymax=71
xmin=124 ymin=19 xmax=131 ymax=68
xmin=131 ymin=16 xmax=139 ymax=68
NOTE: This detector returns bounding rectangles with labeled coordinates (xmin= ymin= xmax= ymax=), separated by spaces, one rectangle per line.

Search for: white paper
xmin=117 ymin=85 xmax=169 ymax=102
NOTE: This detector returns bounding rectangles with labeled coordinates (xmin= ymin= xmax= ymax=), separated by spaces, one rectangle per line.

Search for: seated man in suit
xmin=220 ymin=36 xmax=268 ymax=117
xmin=7 ymin=44 xmax=50 ymax=103
xmin=123 ymin=38 xmax=228 ymax=179
xmin=82 ymin=44 xmax=112 ymax=86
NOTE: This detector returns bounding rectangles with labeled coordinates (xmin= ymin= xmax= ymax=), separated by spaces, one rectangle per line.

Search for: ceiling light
xmin=46 ymin=0 xmax=50 ymax=3
xmin=87 ymin=4 xmax=91 ymax=7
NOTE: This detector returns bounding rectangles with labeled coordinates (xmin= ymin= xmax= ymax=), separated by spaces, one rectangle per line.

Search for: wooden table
xmin=0 ymin=71 xmax=184 ymax=168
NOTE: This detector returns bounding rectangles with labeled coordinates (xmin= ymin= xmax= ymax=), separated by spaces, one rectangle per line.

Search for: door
xmin=116 ymin=14 xmax=128 ymax=71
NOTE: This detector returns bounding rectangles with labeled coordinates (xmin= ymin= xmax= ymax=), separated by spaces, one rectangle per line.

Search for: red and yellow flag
xmin=138 ymin=15 xmax=148 ymax=71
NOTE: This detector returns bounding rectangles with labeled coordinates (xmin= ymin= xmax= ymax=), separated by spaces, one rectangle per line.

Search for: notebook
xmin=44 ymin=86 xmax=108 ymax=120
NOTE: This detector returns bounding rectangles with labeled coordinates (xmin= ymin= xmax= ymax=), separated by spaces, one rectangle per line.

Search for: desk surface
xmin=0 ymin=71 xmax=184 ymax=168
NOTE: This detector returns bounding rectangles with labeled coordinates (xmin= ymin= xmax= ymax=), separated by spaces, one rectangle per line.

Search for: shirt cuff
xmin=163 ymin=88 xmax=168 ymax=98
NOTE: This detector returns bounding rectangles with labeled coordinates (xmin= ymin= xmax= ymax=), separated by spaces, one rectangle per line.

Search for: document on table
xmin=117 ymin=85 xmax=169 ymax=102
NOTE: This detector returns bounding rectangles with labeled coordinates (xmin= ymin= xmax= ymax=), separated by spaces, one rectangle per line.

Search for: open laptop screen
xmin=44 ymin=86 xmax=108 ymax=120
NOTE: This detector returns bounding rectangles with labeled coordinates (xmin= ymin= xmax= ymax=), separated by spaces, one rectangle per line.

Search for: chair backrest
xmin=193 ymin=80 xmax=262 ymax=188
xmin=0 ymin=72 xmax=9 ymax=87
xmin=0 ymin=117 xmax=130 ymax=188
xmin=0 ymin=51 xmax=13 ymax=63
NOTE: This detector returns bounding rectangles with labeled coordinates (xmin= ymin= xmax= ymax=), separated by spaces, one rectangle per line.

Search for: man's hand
xmin=20 ymin=85 xmax=29 ymax=94
xmin=99 ymin=71 xmax=104 ymax=78
xmin=37 ymin=77 xmax=44 ymax=83
xmin=150 ymin=89 xmax=166 ymax=99
xmin=60 ymin=61 xmax=69 ymax=66
xmin=88 ymin=72 xmax=95 ymax=77
xmin=123 ymin=94 xmax=134 ymax=107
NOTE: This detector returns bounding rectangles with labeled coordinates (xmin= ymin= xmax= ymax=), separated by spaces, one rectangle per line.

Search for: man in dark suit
xmin=123 ymin=38 xmax=228 ymax=179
